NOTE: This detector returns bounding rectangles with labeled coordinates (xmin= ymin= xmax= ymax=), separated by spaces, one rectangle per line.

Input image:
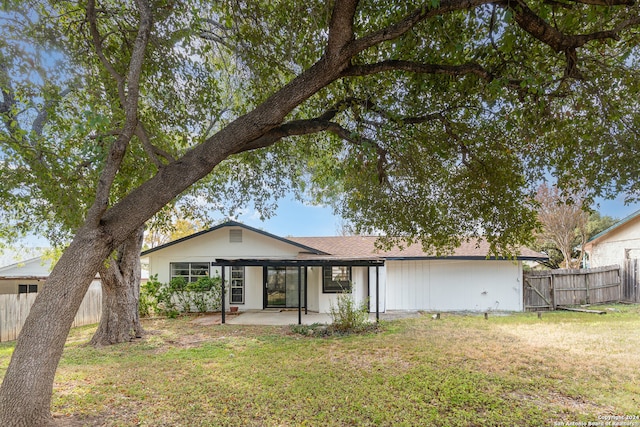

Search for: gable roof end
xmin=587 ymin=208 xmax=640 ymax=244
xmin=140 ymin=220 xmax=329 ymax=256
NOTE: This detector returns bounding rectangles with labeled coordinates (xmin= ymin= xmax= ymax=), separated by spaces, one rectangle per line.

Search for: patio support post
xmin=297 ymin=266 xmax=302 ymax=325
xmin=375 ymin=265 xmax=379 ymax=322
xmin=221 ymin=266 xmax=226 ymax=324
xmin=304 ymin=266 xmax=308 ymax=315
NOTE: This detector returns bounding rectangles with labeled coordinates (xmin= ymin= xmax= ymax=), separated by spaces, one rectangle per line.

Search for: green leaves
xmin=1 ymin=0 xmax=638 ymax=254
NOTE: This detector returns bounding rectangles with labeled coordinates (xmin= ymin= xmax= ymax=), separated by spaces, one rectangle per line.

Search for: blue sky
xmin=236 ymin=194 xmax=640 ymax=238
xmin=7 ymin=192 xmax=639 ymax=252
xmin=236 ymin=198 xmax=342 ymax=237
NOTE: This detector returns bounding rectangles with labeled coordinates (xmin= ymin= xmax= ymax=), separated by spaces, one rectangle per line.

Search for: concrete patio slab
xmin=224 ymin=310 xmax=422 ymax=325
xmin=225 ymin=310 xmax=331 ymax=325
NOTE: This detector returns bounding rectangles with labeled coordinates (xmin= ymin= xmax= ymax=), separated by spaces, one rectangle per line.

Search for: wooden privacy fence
xmin=0 ymin=286 xmax=102 ymax=342
xmin=524 ymin=265 xmax=621 ymax=311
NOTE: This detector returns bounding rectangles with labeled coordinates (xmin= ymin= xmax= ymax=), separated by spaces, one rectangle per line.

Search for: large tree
xmin=533 ymin=182 xmax=620 ymax=269
xmin=534 ymin=183 xmax=589 ymax=268
xmin=0 ymin=2 xmax=193 ymax=348
xmin=0 ymin=0 xmax=250 ymax=347
xmin=1 ymin=0 xmax=639 ymax=425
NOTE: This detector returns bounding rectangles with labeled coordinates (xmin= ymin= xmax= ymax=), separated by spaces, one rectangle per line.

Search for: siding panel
xmin=386 ymin=260 xmax=521 ymax=311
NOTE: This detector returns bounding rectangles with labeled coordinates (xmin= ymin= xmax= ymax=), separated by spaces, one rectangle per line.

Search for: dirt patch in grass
xmin=509 ymin=389 xmax=613 ymax=413
xmin=51 ymin=413 xmax=104 ymax=426
xmin=188 ymin=312 xmax=242 ymax=326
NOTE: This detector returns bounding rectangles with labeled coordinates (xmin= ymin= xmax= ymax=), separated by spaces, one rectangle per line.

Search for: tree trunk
xmin=0 ymin=226 xmax=113 ymax=426
xmin=90 ymin=226 xmax=145 ymax=347
xmin=0 ymin=25 xmax=351 ymax=426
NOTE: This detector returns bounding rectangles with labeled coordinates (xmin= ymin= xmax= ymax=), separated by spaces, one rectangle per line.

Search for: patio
xmin=190 ymin=310 xmax=423 ymax=326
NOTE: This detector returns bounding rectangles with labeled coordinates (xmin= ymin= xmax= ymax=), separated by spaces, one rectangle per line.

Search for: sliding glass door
xmin=264 ymin=266 xmax=305 ymax=308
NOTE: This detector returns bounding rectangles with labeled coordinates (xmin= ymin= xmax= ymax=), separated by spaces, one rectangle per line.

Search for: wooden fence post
xmin=550 ymin=274 xmax=555 ymax=310
xmin=585 ymin=273 xmax=590 ymax=305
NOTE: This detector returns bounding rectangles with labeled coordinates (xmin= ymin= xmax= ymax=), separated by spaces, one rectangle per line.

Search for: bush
xmin=187 ymin=276 xmax=222 ymax=313
xmin=329 ymin=290 xmax=371 ymax=333
xmin=139 ymin=274 xmax=223 ymax=318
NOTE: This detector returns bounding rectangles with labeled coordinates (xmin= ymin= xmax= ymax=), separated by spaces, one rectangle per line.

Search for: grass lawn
xmin=1 ymin=305 xmax=639 ymax=426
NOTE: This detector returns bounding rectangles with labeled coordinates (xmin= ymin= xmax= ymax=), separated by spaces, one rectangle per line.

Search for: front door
xmin=264 ymin=266 xmax=305 ymax=308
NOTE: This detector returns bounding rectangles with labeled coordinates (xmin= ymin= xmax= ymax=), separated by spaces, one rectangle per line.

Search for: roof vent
xmin=229 ymin=229 xmax=243 ymax=243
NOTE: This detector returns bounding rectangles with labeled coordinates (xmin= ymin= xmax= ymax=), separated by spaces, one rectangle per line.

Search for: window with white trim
xmin=230 ymin=266 xmax=245 ymax=304
xmin=170 ymin=262 xmax=210 ymax=282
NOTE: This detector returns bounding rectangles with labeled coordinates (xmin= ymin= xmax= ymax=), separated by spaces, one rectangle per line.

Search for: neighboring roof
xmin=142 ymin=220 xmax=545 ymax=261
xmin=0 ymin=256 xmax=52 ymax=278
xmin=0 ymin=247 xmax=46 ymax=269
xmin=587 ymin=208 xmax=640 ymax=245
xmin=289 ymin=236 xmax=545 ymax=261
xmin=141 ymin=220 xmax=329 ymax=256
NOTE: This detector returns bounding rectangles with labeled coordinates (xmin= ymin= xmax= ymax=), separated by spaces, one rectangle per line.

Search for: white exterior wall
xmin=367 ymin=266 xmax=386 ymax=313
xmin=306 ymin=266 xmax=321 ymax=312
xmin=240 ymin=266 xmax=262 ymax=309
xmin=210 ymin=266 xmax=262 ymax=309
xmin=587 ymin=220 xmax=640 ymax=267
xmin=385 ymin=259 xmax=523 ymax=312
xmin=316 ymin=266 xmax=376 ymax=313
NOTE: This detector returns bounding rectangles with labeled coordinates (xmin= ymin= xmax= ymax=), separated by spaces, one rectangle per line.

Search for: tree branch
xmin=31 ymin=87 xmax=73 ymax=137
xmin=232 ymin=119 xmax=333 ymax=154
xmin=565 ymin=0 xmax=634 ymax=5
xmin=135 ymin=122 xmax=175 ymax=168
xmin=87 ymin=0 xmax=126 ymax=106
xmin=326 ymin=0 xmax=359 ymax=59
xmin=325 ymin=121 xmax=389 ymax=184
xmin=86 ymin=0 xmax=153 ymax=226
xmin=199 ymin=18 xmax=235 ymax=50
xmin=346 ymin=0 xmax=491 ymax=57
xmin=341 ymin=59 xmax=516 ymax=84
xmin=499 ymin=0 xmax=640 ymax=77
xmin=503 ymin=0 xmax=638 ymax=52
xmin=0 ymin=59 xmax=17 ymax=131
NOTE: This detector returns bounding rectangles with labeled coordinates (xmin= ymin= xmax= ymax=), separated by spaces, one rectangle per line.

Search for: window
xmin=323 ymin=266 xmax=351 ymax=293
xmin=170 ymin=262 xmax=210 ymax=283
xmin=18 ymin=284 xmax=38 ymax=294
xmin=230 ymin=266 xmax=245 ymax=304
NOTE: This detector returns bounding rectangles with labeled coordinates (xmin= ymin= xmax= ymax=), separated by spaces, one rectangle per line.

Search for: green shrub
xmin=139 ymin=274 xmax=223 ymax=318
xmin=187 ymin=276 xmax=222 ymax=313
xmin=329 ymin=289 xmax=371 ymax=333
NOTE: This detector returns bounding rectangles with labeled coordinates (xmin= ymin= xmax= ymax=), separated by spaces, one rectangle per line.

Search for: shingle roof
xmin=289 ymin=236 xmax=545 ymax=260
xmin=141 ymin=220 xmax=546 ymax=261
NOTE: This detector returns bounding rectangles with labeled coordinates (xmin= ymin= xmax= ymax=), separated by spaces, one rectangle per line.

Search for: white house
xmin=0 ymin=253 xmax=103 ymax=295
xmin=584 ymin=209 xmax=640 ymax=267
xmin=141 ymin=221 xmax=545 ymax=315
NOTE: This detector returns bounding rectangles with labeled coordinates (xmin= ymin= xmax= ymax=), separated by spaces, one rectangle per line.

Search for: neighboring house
xmin=141 ymin=221 xmax=545 ymax=313
xmin=0 ymin=255 xmax=104 ymax=295
xmin=0 ymin=256 xmax=52 ymax=295
xmin=584 ymin=209 xmax=640 ymax=267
